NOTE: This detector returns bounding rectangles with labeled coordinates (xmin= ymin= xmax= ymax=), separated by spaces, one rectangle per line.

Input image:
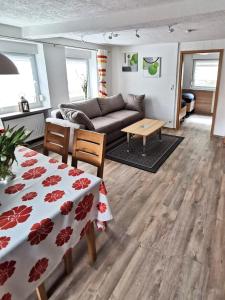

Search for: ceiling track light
xmin=185 ymin=28 xmax=196 ymax=33
xmin=168 ymin=25 xmax=175 ymax=33
xmin=136 ymin=29 xmax=140 ymax=38
xmin=108 ymin=32 xmax=119 ymax=39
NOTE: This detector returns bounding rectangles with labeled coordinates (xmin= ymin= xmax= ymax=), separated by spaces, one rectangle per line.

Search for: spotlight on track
xmin=168 ymin=25 xmax=175 ymax=33
xmin=108 ymin=32 xmax=113 ymax=39
xmin=136 ymin=29 xmax=140 ymax=38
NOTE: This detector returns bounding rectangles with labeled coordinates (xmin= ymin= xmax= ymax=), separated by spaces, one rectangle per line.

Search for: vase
xmin=0 ymin=163 xmax=15 ymax=184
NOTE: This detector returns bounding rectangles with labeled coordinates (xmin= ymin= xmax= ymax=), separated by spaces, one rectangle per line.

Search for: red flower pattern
xmin=0 ymin=206 xmax=32 ymax=230
xmin=0 ymin=128 xmax=5 ymax=134
xmin=5 ymin=184 xmax=25 ymax=195
xmin=42 ymin=175 xmax=62 ymax=187
xmin=22 ymin=167 xmax=47 ymax=180
xmin=0 ymin=260 xmax=16 ymax=285
xmin=22 ymin=192 xmax=37 ymax=201
xmin=0 ymin=237 xmax=10 ymax=250
xmin=23 ymin=150 xmax=38 ymax=158
xmin=18 ymin=147 xmax=26 ymax=152
xmin=68 ymin=168 xmax=84 ymax=177
xmin=1 ymin=293 xmax=11 ymax=300
xmin=97 ymin=202 xmax=107 ymax=213
xmin=21 ymin=159 xmax=38 ymax=167
xmin=28 ymin=218 xmax=54 ymax=245
xmin=28 ymin=258 xmax=48 ymax=282
xmin=72 ymin=178 xmax=91 ymax=190
xmin=60 ymin=201 xmax=73 ymax=215
xmin=49 ymin=158 xmax=58 ymax=163
xmin=75 ymin=194 xmax=94 ymax=221
xmin=99 ymin=182 xmax=107 ymax=195
xmin=58 ymin=163 xmax=68 ymax=169
xmin=80 ymin=221 xmax=92 ymax=239
xmin=55 ymin=227 xmax=73 ymax=246
xmin=44 ymin=190 xmax=65 ymax=203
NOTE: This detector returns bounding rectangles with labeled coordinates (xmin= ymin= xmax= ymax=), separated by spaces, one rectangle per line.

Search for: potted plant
xmin=81 ymin=76 xmax=88 ymax=99
xmin=0 ymin=126 xmax=31 ymax=183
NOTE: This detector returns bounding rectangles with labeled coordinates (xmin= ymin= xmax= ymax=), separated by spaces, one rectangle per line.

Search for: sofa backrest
xmin=97 ymin=94 xmax=125 ymax=115
xmin=69 ymin=98 xmax=102 ymax=119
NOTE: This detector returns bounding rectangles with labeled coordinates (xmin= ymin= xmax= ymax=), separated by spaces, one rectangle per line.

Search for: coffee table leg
xmin=142 ymin=136 xmax=147 ymax=157
xmin=159 ymin=129 xmax=162 ymax=141
xmin=127 ymin=133 xmax=130 ymax=152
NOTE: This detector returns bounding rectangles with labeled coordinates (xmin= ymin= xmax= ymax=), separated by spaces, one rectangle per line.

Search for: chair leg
xmin=62 ymin=154 xmax=68 ymax=164
xmin=85 ymin=222 xmax=97 ymax=264
xmin=97 ymin=165 xmax=104 ymax=179
xmin=63 ymin=248 xmax=73 ymax=274
xmin=36 ymin=283 xmax=48 ymax=300
xmin=71 ymin=157 xmax=78 ymax=168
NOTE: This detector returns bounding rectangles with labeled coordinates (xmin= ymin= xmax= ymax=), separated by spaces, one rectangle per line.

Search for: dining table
xmin=0 ymin=146 xmax=113 ymax=300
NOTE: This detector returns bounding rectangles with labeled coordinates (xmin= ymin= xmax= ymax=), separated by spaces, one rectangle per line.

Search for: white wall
xmin=180 ymin=39 xmax=225 ymax=136
xmin=111 ymin=43 xmax=179 ymax=128
xmin=43 ymin=44 xmax=70 ymax=108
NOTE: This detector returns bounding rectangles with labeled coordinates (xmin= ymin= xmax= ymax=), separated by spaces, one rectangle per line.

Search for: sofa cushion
xmin=182 ymin=93 xmax=195 ymax=103
xmin=60 ymin=98 xmax=102 ymax=119
xmin=59 ymin=105 xmax=95 ymax=130
xmin=97 ymin=94 xmax=125 ymax=115
xmin=125 ymin=94 xmax=145 ymax=112
xmin=91 ymin=116 xmax=123 ymax=134
xmin=107 ymin=110 xmax=143 ymax=126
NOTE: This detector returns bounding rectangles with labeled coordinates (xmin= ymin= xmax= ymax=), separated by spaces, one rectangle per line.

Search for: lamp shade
xmin=0 ymin=53 xmax=19 ymax=74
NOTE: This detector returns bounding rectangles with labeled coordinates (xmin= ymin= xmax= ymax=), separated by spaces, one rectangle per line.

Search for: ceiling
xmin=0 ymin=0 xmax=178 ymax=26
xmin=1 ymin=0 xmax=225 ymax=45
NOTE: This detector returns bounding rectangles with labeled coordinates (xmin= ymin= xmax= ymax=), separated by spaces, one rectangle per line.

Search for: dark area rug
xmin=106 ymin=134 xmax=184 ymax=173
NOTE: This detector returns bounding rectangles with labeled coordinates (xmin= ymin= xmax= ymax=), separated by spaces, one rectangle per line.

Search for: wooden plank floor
xmin=45 ymin=116 xmax=225 ymax=300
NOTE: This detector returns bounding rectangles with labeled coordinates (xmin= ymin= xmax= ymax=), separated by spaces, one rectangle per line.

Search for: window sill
xmin=190 ymin=86 xmax=216 ymax=92
xmin=0 ymin=107 xmax=51 ymax=121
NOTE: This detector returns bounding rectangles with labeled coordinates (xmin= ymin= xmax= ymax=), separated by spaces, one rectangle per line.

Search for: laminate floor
xmin=46 ymin=121 xmax=225 ymax=300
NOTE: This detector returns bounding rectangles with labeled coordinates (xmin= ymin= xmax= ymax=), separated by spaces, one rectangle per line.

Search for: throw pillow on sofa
xmin=98 ymin=94 xmax=125 ymax=115
xmin=59 ymin=104 xmax=95 ymax=130
xmin=125 ymin=94 xmax=145 ymax=112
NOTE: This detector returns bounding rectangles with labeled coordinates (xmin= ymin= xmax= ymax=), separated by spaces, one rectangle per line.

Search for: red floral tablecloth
xmin=0 ymin=147 xmax=113 ymax=300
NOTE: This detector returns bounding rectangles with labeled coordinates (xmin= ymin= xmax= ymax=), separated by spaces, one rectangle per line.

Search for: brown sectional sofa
xmin=46 ymin=94 xmax=145 ymax=151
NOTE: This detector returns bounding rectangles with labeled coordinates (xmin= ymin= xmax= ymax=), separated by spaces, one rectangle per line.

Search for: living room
xmin=1 ymin=1 xmax=225 ymax=300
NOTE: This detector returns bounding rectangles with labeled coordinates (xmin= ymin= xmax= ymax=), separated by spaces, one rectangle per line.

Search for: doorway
xmin=176 ymin=49 xmax=223 ymax=136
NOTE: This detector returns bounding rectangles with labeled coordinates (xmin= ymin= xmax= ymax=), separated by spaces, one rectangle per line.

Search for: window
xmin=192 ymin=59 xmax=219 ymax=89
xmin=0 ymin=53 xmax=41 ymax=114
xmin=66 ymin=58 xmax=89 ymax=101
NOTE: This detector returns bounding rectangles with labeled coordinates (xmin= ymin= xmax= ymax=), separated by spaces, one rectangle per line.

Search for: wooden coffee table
xmin=121 ymin=118 xmax=165 ymax=156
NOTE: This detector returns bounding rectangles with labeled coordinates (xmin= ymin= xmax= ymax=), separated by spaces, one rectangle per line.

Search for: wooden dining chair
xmin=71 ymin=129 xmax=106 ymax=178
xmin=62 ymin=130 xmax=106 ymax=277
xmin=43 ymin=122 xmax=70 ymax=164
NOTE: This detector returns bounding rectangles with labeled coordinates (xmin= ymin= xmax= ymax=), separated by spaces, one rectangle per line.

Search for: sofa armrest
xmin=46 ymin=117 xmax=85 ymax=129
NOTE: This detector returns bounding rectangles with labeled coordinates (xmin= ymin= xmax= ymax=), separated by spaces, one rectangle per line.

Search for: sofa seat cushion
xmin=182 ymin=93 xmax=195 ymax=103
xmin=106 ymin=110 xmax=143 ymax=126
xmin=91 ymin=116 xmax=123 ymax=133
xmin=97 ymin=94 xmax=125 ymax=115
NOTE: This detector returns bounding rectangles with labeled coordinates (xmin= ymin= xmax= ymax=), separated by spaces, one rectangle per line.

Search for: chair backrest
xmin=72 ymin=129 xmax=106 ymax=178
xmin=43 ymin=122 xmax=70 ymax=163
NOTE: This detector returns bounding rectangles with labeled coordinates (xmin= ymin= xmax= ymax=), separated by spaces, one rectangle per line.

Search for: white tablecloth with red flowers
xmin=0 ymin=147 xmax=113 ymax=300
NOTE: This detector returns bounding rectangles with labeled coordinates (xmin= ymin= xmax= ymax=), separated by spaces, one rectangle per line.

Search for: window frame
xmin=191 ymin=59 xmax=219 ymax=90
xmin=66 ymin=58 xmax=90 ymax=102
xmin=0 ymin=52 xmax=41 ymax=114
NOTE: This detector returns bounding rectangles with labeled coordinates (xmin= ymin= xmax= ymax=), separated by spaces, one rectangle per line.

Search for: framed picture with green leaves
xmin=122 ymin=52 xmax=138 ymax=72
xmin=143 ymin=57 xmax=161 ymax=78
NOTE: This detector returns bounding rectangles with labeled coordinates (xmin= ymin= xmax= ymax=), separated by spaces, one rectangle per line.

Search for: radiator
xmin=3 ymin=113 xmax=45 ymax=142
